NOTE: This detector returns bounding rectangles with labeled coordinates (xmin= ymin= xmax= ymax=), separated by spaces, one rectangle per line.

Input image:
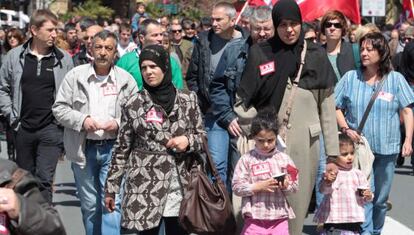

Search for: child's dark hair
xmin=339 ymin=133 xmax=354 ymax=149
xmin=250 ymin=107 xmax=279 ymax=137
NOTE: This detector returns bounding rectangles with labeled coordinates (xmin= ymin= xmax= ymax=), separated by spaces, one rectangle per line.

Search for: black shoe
xmin=396 ymin=155 xmax=404 ymax=167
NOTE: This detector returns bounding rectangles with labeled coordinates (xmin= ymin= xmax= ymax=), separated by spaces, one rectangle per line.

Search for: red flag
xmin=246 ymin=0 xmax=361 ymax=24
xmin=403 ymin=0 xmax=414 ymax=18
xmin=298 ymin=0 xmax=361 ymax=24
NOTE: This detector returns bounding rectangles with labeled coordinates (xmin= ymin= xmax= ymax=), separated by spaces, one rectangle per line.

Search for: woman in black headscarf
xmin=236 ymin=0 xmax=339 ymax=234
xmin=104 ymin=45 xmax=205 ymax=235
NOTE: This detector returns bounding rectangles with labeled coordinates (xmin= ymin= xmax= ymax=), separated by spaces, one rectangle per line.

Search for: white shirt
xmin=87 ymin=73 xmax=118 ymax=140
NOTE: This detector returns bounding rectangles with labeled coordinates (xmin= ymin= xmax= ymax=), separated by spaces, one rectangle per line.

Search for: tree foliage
xmin=69 ymin=0 xmax=114 ymax=20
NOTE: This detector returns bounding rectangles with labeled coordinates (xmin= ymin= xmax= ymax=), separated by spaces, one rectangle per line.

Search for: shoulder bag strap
xmin=357 ymin=75 xmax=388 ymax=134
xmin=4 ymin=168 xmax=27 ymax=189
xmin=201 ymin=136 xmax=225 ymax=184
xmin=280 ymin=40 xmax=308 ymax=140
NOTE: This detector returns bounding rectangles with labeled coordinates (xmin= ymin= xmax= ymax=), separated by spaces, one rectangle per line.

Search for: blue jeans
xmin=72 ymin=140 xmax=122 ymax=235
xmin=316 ymin=134 xmax=327 ymax=208
xmin=361 ymin=154 xmax=397 ymax=235
xmin=204 ymin=114 xmax=230 ymax=189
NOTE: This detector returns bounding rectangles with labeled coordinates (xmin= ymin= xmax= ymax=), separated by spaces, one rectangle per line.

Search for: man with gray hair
xmin=250 ymin=5 xmax=274 ymax=44
xmin=53 ymin=30 xmax=138 ymax=235
xmin=187 ymin=2 xmax=249 ymax=190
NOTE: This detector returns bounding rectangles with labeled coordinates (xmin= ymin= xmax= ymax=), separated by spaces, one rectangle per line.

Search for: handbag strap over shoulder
xmin=280 ymin=40 xmax=308 ymax=140
xmin=357 ymin=74 xmax=387 ymax=134
xmin=201 ymin=136 xmax=225 ymax=184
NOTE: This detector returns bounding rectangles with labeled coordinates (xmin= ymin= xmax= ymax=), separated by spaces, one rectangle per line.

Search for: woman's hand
xmin=345 ymin=129 xmax=362 ymax=143
xmin=251 ymin=178 xmax=278 ymax=193
xmin=279 ymin=177 xmax=290 ymax=190
xmin=166 ymin=136 xmax=189 ymax=153
xmin=104 ymin=193 xmax=115 ymax=213
xmin=401 ymin=139 xmax=413 ymax=157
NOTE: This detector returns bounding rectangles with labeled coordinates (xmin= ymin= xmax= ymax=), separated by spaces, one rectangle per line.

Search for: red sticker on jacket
xmin=102 ymin=84 xmax=117 ymax=96
xmin=286 ymin=164 xmax=298 ymax=181
xmin=259 ymin=61 xmax=275 ymax=76
xmin=145 ymin=108 xmax=164 ymax=123
xmin=251 ymin=162 xmax=271 ymax=176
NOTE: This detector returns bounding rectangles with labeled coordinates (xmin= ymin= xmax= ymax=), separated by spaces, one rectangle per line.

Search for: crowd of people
xmin=1 ymin=0 xmax=414 ymax=234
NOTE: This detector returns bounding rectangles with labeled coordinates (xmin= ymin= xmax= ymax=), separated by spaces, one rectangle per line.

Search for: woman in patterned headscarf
xmin=104 ymin=45 xmax=205 ymax=235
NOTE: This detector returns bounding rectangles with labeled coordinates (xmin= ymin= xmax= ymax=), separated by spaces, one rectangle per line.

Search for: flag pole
xmin=236 ymin=1 xmax=249 ymax=24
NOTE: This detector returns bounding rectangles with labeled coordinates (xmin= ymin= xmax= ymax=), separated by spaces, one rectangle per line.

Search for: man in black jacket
xmin=0 ymin=159 xmax=66 ymax=235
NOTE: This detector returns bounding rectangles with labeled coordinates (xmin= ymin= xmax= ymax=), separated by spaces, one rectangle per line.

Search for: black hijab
xmin=139 ymin=45 xmax=176 ymax=114
xmin=237 ymin=0 xmax=336 ymax=111
xmin=399 ymin=41 xmax=414 ymax=82
xmin=238 ymin=0 xmax=304 ymax=111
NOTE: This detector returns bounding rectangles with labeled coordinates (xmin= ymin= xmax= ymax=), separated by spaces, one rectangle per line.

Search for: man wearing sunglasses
xmin=73 ymin=24 xmax=103 ymax=66
xmin=170 ymin=23 xmax=193 ymax=78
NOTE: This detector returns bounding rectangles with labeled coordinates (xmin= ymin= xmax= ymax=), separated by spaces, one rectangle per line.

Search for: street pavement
xmin=1 ymin=140 xmax=414 ymax=235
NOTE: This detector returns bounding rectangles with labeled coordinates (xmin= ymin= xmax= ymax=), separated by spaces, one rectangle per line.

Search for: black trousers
xmin=121 ymin=217 xmax=188 ymax=235
xmin=15 ymin=123 xmax=63 ymax=203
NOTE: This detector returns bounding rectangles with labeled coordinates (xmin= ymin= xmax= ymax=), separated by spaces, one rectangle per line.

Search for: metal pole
xmin=372 ymin=16 xmax=375 ymax=24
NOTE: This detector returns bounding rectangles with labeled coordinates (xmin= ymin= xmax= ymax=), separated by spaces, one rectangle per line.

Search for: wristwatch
xmin=340 ymin=127 xmax=350 ymax=134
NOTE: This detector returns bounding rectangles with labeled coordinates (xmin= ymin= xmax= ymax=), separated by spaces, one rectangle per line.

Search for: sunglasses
xmin=325 ymin=22 xmax=342 ymax=29
xmin=305 ymin=36 xmax=317 ymax=41
xmin=7 ymin=35 xmax=16 ymax=39
xmin=172 ymin=29 xmax=182 ymax=33
xmin=83 ymin=36 xmax=93 ymax=41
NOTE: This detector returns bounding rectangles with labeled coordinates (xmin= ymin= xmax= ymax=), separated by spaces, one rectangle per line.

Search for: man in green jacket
xmin=116 ymin=18 xmax=183 ymax=90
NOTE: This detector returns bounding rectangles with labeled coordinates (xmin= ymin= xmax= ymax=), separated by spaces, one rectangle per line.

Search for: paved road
xmin=1 ymin=141 xmax=414 ymax=235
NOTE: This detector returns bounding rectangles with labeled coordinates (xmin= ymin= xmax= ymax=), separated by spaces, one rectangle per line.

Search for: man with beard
xmin=65 ymin=23 xmax=81 ymax=57
xmin=250 ymin=6 xmax=274 ymax=44
xmin=52 ymin=30 xmax=137 ymax=235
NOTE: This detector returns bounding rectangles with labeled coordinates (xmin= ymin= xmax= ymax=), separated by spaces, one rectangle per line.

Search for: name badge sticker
xmin=378 ymin=91 xmax=394 ymax=102
xmin=146 ymin=108 xmax=164 ymax=124
xmin=102 ymin=84 xmax=118 ymax=96
xmin=259 ymin=61 xmax=275 ymax=76
xmin=251 ymin=162 xmax=271 ymax=176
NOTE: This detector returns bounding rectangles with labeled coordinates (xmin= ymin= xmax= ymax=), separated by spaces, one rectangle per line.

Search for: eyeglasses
xmin=171 ymin=29 xmax=182 ymax=33
xmin=7 ymin=35 xmax=16 ymax=39
xmin=325 ymin=22 xmax=342 ymax=29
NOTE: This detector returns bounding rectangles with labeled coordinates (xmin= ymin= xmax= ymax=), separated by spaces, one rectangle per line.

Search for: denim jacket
xmin=186 ymin=26 xmax=250 ymax=119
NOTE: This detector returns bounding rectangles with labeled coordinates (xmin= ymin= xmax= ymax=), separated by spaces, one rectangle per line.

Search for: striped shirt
xmin=232 ymin=148 xmax=298 ymax=220
xmin=335 ymin=70 xmax=414 ymax=155
xmin=314 ymin=167 xmax=371 ymax=224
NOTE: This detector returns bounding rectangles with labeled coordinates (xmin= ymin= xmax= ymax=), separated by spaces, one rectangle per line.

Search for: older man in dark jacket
xmin=0 ymin=159 xmax=66 ymax=235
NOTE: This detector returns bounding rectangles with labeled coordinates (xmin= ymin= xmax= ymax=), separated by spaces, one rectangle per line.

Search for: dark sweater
xmin=20 ymin=54 xmax=55 ymax=130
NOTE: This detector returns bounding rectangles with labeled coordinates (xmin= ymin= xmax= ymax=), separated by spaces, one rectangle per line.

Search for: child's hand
xmin=362 ymin=189 xmax=373 ymax=201
xmin=252 ymin=178 xmax=278 ymax=193
xmin=279 ymin=177 xmax=290 ymax=190
xmin=324 ymin=162 xmax=338 ymax=184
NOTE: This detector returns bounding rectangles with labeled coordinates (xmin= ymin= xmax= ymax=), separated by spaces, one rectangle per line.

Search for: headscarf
xmin=399 ymin=41 xmax=414 ymax=82
xmin=139 ymin=44 xmax=176 ymax=114
xmin=238 ymin=0 xmax=305 ymax=111
xmin=238 ymin=0 xmax=336 ymax=111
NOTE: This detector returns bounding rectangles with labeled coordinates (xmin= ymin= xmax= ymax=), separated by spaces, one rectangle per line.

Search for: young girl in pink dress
xmin=232 ymin=108 xmax=299 ymax=235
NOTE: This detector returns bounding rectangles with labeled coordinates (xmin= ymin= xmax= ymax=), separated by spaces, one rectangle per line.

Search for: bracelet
xmin=341 ymin=127 xmax=350 ymax=134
